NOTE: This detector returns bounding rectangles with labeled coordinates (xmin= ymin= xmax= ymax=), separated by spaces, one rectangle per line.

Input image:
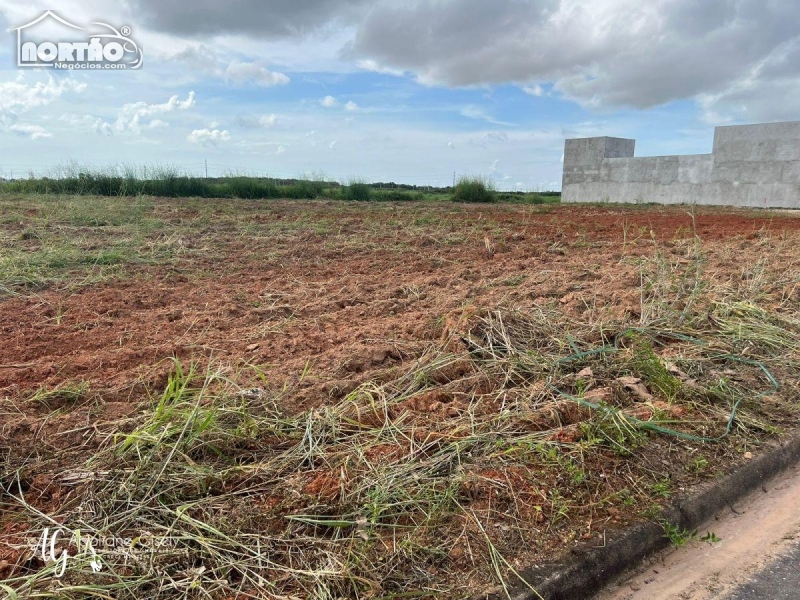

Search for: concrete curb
xmin=486 ymin=433 xmax=800 ymax=600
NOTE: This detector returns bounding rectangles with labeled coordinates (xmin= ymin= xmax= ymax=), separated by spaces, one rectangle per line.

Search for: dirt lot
xmin=2 ymin=197 xmax=800 ymax=598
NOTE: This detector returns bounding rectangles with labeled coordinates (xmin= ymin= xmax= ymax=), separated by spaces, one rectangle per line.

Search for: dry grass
xmin=3 ymin=228 xmax=800 ymax=598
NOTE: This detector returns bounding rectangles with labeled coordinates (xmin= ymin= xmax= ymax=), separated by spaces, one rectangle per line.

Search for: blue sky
xmin=0 ymin=1 xmax=797 ymax=190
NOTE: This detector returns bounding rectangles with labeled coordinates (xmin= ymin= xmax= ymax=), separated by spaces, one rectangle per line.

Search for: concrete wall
xmin=562 ymin=121 xmax=800 ymax=207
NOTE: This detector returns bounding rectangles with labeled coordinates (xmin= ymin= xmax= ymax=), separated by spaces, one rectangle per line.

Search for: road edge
xmin=486 ymin=433 xmax=800 ymax=600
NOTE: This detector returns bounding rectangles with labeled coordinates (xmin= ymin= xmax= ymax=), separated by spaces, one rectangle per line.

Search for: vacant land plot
xmin=1 ymin=195 xmax=800 ymax=598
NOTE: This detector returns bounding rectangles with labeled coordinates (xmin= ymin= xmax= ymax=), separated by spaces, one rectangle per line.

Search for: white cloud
xmin=171 ymin=46 xmax=290 ymax=87
xmin=349 ymin=0 xmax=800 ymax=114
xmin=460 ymin=106 xmax=513 ymax=126
xmin=59 ymin=114 xmax=114 ymax=136
xmin=356 ymin=59 xmax=405 ymax=76
xmin=345 ymin=100 xmax=359 ymax=111
xmin=187 ymin=128 xmax=231 ymax=146
xmin=489 ymin=159 xmax=499 ymax=172
xmin=276 ymin=145 xmax=286 ymax=155
xmin=224 ymin=60 xmax=290 ymax=87
xmin=116 ymin=91 xmax=196 ymax=134
xmin=321 ymin=95 xmax=338 ymax=107
xmin=486 ymin=131 xmax=509 ymax=143
xmin=236 ymin=113 xmax=278 ymax=129
xmin=523 ymin=85 xmax=544 ymax=97
xmin=10 ymin=124 xmax=52 ymax=140
xmin=329 ymin=139 xmax=337 ymax=148
xmin=259 ymin=114 xmax=278 ymax=127
xmin=0 ymin=75 xmax=86 ymax=115
xmin=447 ymin=141 xmax=455 ymax=149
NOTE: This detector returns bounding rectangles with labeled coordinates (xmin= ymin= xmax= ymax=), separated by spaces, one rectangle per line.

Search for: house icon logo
xmin=12 ymin=10 xmax=143 ymax=70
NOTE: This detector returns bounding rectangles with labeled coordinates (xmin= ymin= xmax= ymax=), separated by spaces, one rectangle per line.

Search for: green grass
xmin=0 ymin=165 xmax=560 ymax=204
xmin=0 ymin=195 xmax=179 ymax=293
xmin=341 ymin=178 xmax=372 ymax=202
xmin=0 ymin=193 xmax=522 ymax=296
xmin=452 ymin=175 xmax=496 ymax=203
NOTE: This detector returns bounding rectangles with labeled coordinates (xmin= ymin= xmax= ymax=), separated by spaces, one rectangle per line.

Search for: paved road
xmin=724 ymin=542 xmax=800 ymax=600
xmin=595 ymin=464 xmax=800 ymax=600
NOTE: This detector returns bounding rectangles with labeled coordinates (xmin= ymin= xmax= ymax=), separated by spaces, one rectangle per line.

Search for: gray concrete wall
xmin=562 ymin=121 xmax=800 ymax=207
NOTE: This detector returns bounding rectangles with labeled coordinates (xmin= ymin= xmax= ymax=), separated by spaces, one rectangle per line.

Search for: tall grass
xmin=341 ymin=178 xmax=372 ymax=201
xmin=0 ymin=164 xmax=328 ymax=201
xmin=0 ymin=164 xmax=560 ymax=203
xmin=452 ymin=175 xmax=496 ymax=203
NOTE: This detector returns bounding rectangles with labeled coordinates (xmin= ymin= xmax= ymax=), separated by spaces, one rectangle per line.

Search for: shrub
xmin=342 ymin=179 xmax=372 ymax=202
xmin=224 ymin=177 xmax=277 ymax=199
xmin=372 ymin=189 xmax=424 ymax=202
xmin=452 ymin=176 xmax=495 ymax=203
xmin=284 ymin=179 xmax=325 ymax=199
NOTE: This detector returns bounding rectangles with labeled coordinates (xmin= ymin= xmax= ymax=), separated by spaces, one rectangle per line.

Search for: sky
xmin=1 ymin=0 xmax=799 ymax=190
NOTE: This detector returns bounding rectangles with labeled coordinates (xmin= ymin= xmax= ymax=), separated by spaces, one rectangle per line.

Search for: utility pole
xmin=453 ymin=171 xmax=456 ymax=187
xmin=205 ymin=159 xmax=208 ymax=179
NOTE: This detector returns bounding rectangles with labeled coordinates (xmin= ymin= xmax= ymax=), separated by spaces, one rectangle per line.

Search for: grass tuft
xmin=452 ymin=176 xmax=496 ymax=203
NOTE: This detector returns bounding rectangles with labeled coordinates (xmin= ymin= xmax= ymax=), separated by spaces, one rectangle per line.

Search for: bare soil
xmin=2 ymin=199 xmax=800 ymax=597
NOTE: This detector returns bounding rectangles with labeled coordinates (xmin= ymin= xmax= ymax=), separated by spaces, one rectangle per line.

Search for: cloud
xmin=486 ymin=131 xmax=509 ymax=143
xmin=130 ymin=1 xmax=800 ymax=119
xmin=345 ymin=0 xmax=800 ymax=114
xmin=116 ymin=92 xmax=196 ymax=134
xmin=329 ymin=140 xmax=337 ymax=149
xmin=130 ymin=0 xmax=369 ymax=37
xmin=356 ymin=59 xmax=405 ymax=76
xmin=225 ymin=60 xmax=290 ymax=87
xmin=523 ymin=85 xmax=544 ymax=97
xmin=447 ymin=141 xmax=455 ymax=149
xmin=60 ymin=114 xmax=114 ymax=136
xmin=0 ymin=75 xmax=86 ymax=115
xmin=460 ymin=106 xmax=513 ymax=126
xmin=276 ymin=145 xmax=286 ymax=155
xmin=187 ymin=128 xmax=231 ymax=146
xmin=9 ymin=123 xmax=51 ymax=140
xmin=345 ymin=101 xmax=358 ymax=111
xmin=321 ymin=95 xmax=338 ymax=107
xmin=171 ymin=47 xmax=289 ymax=87
xmin=236 ymin=113 xmax=278 ymax=128
xmin=695 ymin=37 xmax=800 ymax=123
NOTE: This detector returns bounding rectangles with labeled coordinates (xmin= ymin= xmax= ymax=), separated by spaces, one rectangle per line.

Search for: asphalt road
xmin=724 ymin=542 xmax=800 ymax=600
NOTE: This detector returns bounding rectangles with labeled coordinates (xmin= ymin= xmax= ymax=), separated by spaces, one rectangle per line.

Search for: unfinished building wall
xmin=562 ymin=121 xmax=800 ymax=208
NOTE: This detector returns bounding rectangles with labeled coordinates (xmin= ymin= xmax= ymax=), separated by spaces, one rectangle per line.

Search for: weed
xmin=342 ymin=178 xmax=372 ymax=202
xmin=686 ymin=456 xmax=709 ymax=474
xmin=29 ymin=382 xmax=89 ymax=407
xmin=651 ymin=479 xmax=673 ymax=498
xmin=631 ymin=339 xmax=680 ymax=401
xmin=660 ymin=520 xmax=697 ymax=548
xmin=503 ymin=274 xmax=526 ymax=287
xmin=700 ymin=531 xmax=721 ymax=544
xmin=452 ymin=176 xmax=496 ymax=203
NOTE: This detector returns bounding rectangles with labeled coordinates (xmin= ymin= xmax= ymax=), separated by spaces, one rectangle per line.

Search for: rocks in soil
xmin=616 ymin=376 xmax=654 ymax=402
